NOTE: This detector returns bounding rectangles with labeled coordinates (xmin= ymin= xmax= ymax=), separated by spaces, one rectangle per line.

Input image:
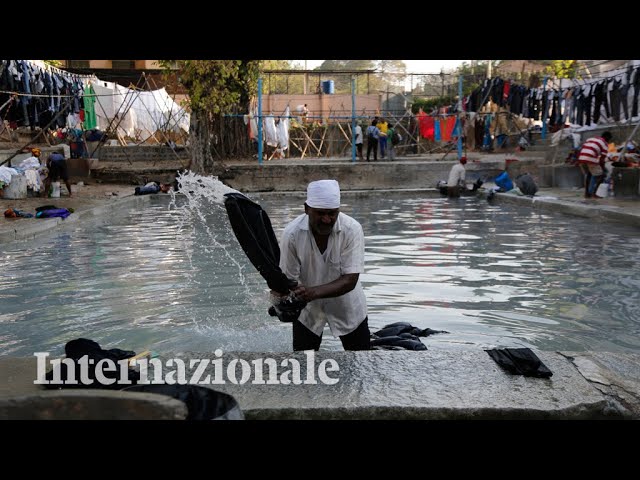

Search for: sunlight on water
xmin=1 ymin=179 xmax=640 ymax=356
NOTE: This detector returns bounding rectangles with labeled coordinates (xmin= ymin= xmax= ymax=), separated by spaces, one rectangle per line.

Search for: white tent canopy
xmin=89 ymin=79 xmax=190 ymax=142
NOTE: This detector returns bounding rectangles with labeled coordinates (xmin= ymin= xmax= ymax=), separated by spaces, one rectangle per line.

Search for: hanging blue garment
xmin=434 ymin=119 xmax=441 ymax=142
xmin=452 ymin=117 xmax=461 ymax=137
xmin=483 ymin=115 xmax=492 ymax=147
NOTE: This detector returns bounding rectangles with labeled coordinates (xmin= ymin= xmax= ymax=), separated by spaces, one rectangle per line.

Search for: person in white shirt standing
xmin=278 ymin=179 xmax=370 ymax=351
xmin=446 ymin=156 xmax=467 ymax=197
xmin=354 ymin=123 xmax=364 ymax=160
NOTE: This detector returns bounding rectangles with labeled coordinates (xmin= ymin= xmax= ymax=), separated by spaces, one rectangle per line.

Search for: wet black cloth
xmin=223 ymin=192 xmax=297 ymax=295
xmin=374 ymin=322 xmax=448 ymax=338
xmin=123 ymin=384 xmax=244 ymax=420
xmin=371 ymin=333 xmax=428 ymax=351
xmin=485 ymin=348 xmax=553 ymax=378
xmin=44 ymin=338 xmax=140 ymax=389
xmin=370 ymin=322 xmax=448 ymax=351
xmin=224 ymin=192 xmax=307 ymax=323
xmin=268 ymin=297 xmax=308 ymax=323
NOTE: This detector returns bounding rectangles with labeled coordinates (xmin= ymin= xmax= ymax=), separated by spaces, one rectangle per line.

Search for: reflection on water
xmin=2 ymin=190 xmax=640 ymax=356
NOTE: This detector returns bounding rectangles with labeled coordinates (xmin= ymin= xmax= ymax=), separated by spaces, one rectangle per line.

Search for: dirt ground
xmin=1 ymin=181 xmax=137 ymax=216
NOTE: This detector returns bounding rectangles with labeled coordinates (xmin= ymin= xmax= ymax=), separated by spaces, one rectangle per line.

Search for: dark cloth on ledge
xmin=485 ymin=347 xmax=553 ymax=378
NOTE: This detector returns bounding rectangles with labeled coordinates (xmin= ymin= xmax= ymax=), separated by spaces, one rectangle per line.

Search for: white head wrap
xmin=306 ymin=179 xmax=340 ymax=209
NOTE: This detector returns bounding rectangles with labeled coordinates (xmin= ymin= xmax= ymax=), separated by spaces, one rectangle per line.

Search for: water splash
xmin=167 ymin=170 xmax=268 ymax=327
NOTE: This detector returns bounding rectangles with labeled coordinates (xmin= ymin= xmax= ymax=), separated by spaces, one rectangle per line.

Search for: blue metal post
xmin=541 ymin=76 xmax=548 ymax=141
xmin=457 ymin=75 xmax=463 ymax=159
xmin=351 ymin=76 xmax=356 ymax=162
xmin=257 ymin=77 xmax=263 ymax=165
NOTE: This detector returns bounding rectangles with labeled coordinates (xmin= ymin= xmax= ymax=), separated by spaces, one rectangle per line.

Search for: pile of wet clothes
xmin=370 ymin=322 xmax=448 ymax=351
xmin=43 ymin=338 xmax=244 ymax=419
xmin=3 ymin=205 xmax=73 ymax=219
xmin=35 ymin=205 xmax=73 ymax=219
xmin=4 ymin=208 xmax=33 ymax=218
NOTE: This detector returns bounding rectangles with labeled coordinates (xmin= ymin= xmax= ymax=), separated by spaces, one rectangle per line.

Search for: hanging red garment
xmin=79 ymin=109 xmax=85 ymax=122
xmin=503 ymin=81 xmax=510 ymax=104
xmin=442 ymin=116 xmax=455 ymax=141
xmin=423 ymin=116 xmax=435 ymax=140
xmin=417 ymin=109 xmax=434 ymax=140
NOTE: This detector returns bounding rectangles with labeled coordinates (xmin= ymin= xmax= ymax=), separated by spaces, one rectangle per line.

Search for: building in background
xmin=61 ymin=60 xmax=188 ymax=105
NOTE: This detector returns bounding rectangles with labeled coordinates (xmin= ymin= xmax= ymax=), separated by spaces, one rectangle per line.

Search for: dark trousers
xmin=366 ymin=139 xmax=378 ymax=161
xmin=580 ymin=164 xmax=592 ymax=197
xmin=293 ymin=317 xmax=371 ymax=351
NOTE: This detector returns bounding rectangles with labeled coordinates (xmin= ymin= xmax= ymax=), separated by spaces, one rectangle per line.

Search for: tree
xmin=376 ymin=60 xmax=406 ymax=92
xmin=160 ymin=60 xmax=260 ymax=174
xmin=316 ymin=60 xmax=376 ymax=94
xmin=544 ymin=60 xmax=579 ymax=79
xmin=315 ymin=60 xmax=408 ymax=94
xmin=262 ymin=60 xmax=304 ymax=94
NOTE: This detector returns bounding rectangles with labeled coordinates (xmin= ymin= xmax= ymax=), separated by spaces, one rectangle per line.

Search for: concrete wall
xmin=89 ymin=60 xmax=111 ymax=69
xmin=538 ymin=165 xmax=584 ymax=188
xmin=218 ymin=160 xmax=514 ymax=193
xmin=0 ymin=146 xmax=68 ymax=168
xmin=97 ymin=146 xmax=190 ymax=162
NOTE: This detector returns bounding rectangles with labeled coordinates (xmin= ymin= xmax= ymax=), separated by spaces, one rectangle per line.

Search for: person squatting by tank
xmin=437 ymin=156 xmax=483 ymax=197
xmin=577 ymin=131 xmax=612 ymax=198
xmin=275 ymin=179 xmax=371 ymax=351
xmin=42 ymin=150 xmax=73 ymax=198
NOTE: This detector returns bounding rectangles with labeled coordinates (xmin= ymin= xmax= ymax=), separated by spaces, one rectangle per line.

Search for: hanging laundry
xmin=442 ymin=116 xmax=456 ymax=142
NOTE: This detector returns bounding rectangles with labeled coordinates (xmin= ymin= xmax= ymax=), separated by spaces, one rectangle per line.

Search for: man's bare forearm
xmin=293 ymin=273 xmax=359 ymax=302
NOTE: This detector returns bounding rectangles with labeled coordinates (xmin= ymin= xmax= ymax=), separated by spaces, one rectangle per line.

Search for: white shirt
xmin=447 ymin=163 xmax=466 ymax=187
xmin=355 ymin=125 xmax=363 ymax=144
xmin=279 ymin=212 xmax=368 ymax=337
xmin=19 ymin=156 xmax=42 ymax=169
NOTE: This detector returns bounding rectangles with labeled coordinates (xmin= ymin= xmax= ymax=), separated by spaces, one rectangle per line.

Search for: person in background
xmin=354 ymin=123 xmax=364 ymax=160
xmin=377 ymin=117 xmax=388 ymax=159
xmin=387 ymin=123 xmax=396 ymax=160
xmin=296 ymin=104 xmax=309 ymax=124
xmin=446 ymin=156 xmax=467 ymax=197
xmin=18 ymin=148 xmax=46 ymax=193
xmin=366 ymin=119 xmax=380 ymax=162
xmin=577 ymin=131 xmax=612 ymax=198
xmin=277 ymin=179 xmax=370 ymax=351
xmin=134 ymin=181 xmax=172 ymax=195
xmin=20 ymin=147 xmax=43 ymax=169
xmin=43 ymin=151 xmax=73 ymax=198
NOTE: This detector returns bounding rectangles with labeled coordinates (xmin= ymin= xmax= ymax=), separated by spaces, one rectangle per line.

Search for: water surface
xmin=2 ymin=190 xmax=639 ymax=356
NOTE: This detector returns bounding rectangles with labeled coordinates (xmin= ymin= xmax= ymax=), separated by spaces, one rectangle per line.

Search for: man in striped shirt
xmin=577 ymin=131 xmax=612 ymax=198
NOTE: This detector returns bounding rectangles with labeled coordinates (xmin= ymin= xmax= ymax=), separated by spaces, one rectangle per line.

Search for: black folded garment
xmin=485 ymin=347 xmax=553 ymax=378
xmin=374 ymin=322 xmax=448 ymax=338
xmin=44 ymin=338 xmax=141 ymax=389
xmin=268 ymin=296 xmax=307 ymax=323
xmin=371 ymin=332 xmax=428 ymax=351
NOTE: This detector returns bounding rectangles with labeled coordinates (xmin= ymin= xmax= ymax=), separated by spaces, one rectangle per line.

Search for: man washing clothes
xmin=276 ymin=179 xmax=370 ymax=351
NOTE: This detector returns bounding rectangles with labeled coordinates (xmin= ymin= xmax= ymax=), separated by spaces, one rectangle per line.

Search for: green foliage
xmin=411 ymin=96 xmax=456 ymax=114
xmin=159 ymin=60 xmax=260 ymax=113
xmin=261 ymin=60 xmax=305 ymax=94
xmin=543 ymin=60 xmax=579 ymax=79
xmin=315 ymin=60 xmax=406 ymax=94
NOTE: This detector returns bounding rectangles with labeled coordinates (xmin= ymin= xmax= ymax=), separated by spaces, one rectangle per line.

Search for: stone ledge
xmin=2 ymin=350 xmax=625 ymax=420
